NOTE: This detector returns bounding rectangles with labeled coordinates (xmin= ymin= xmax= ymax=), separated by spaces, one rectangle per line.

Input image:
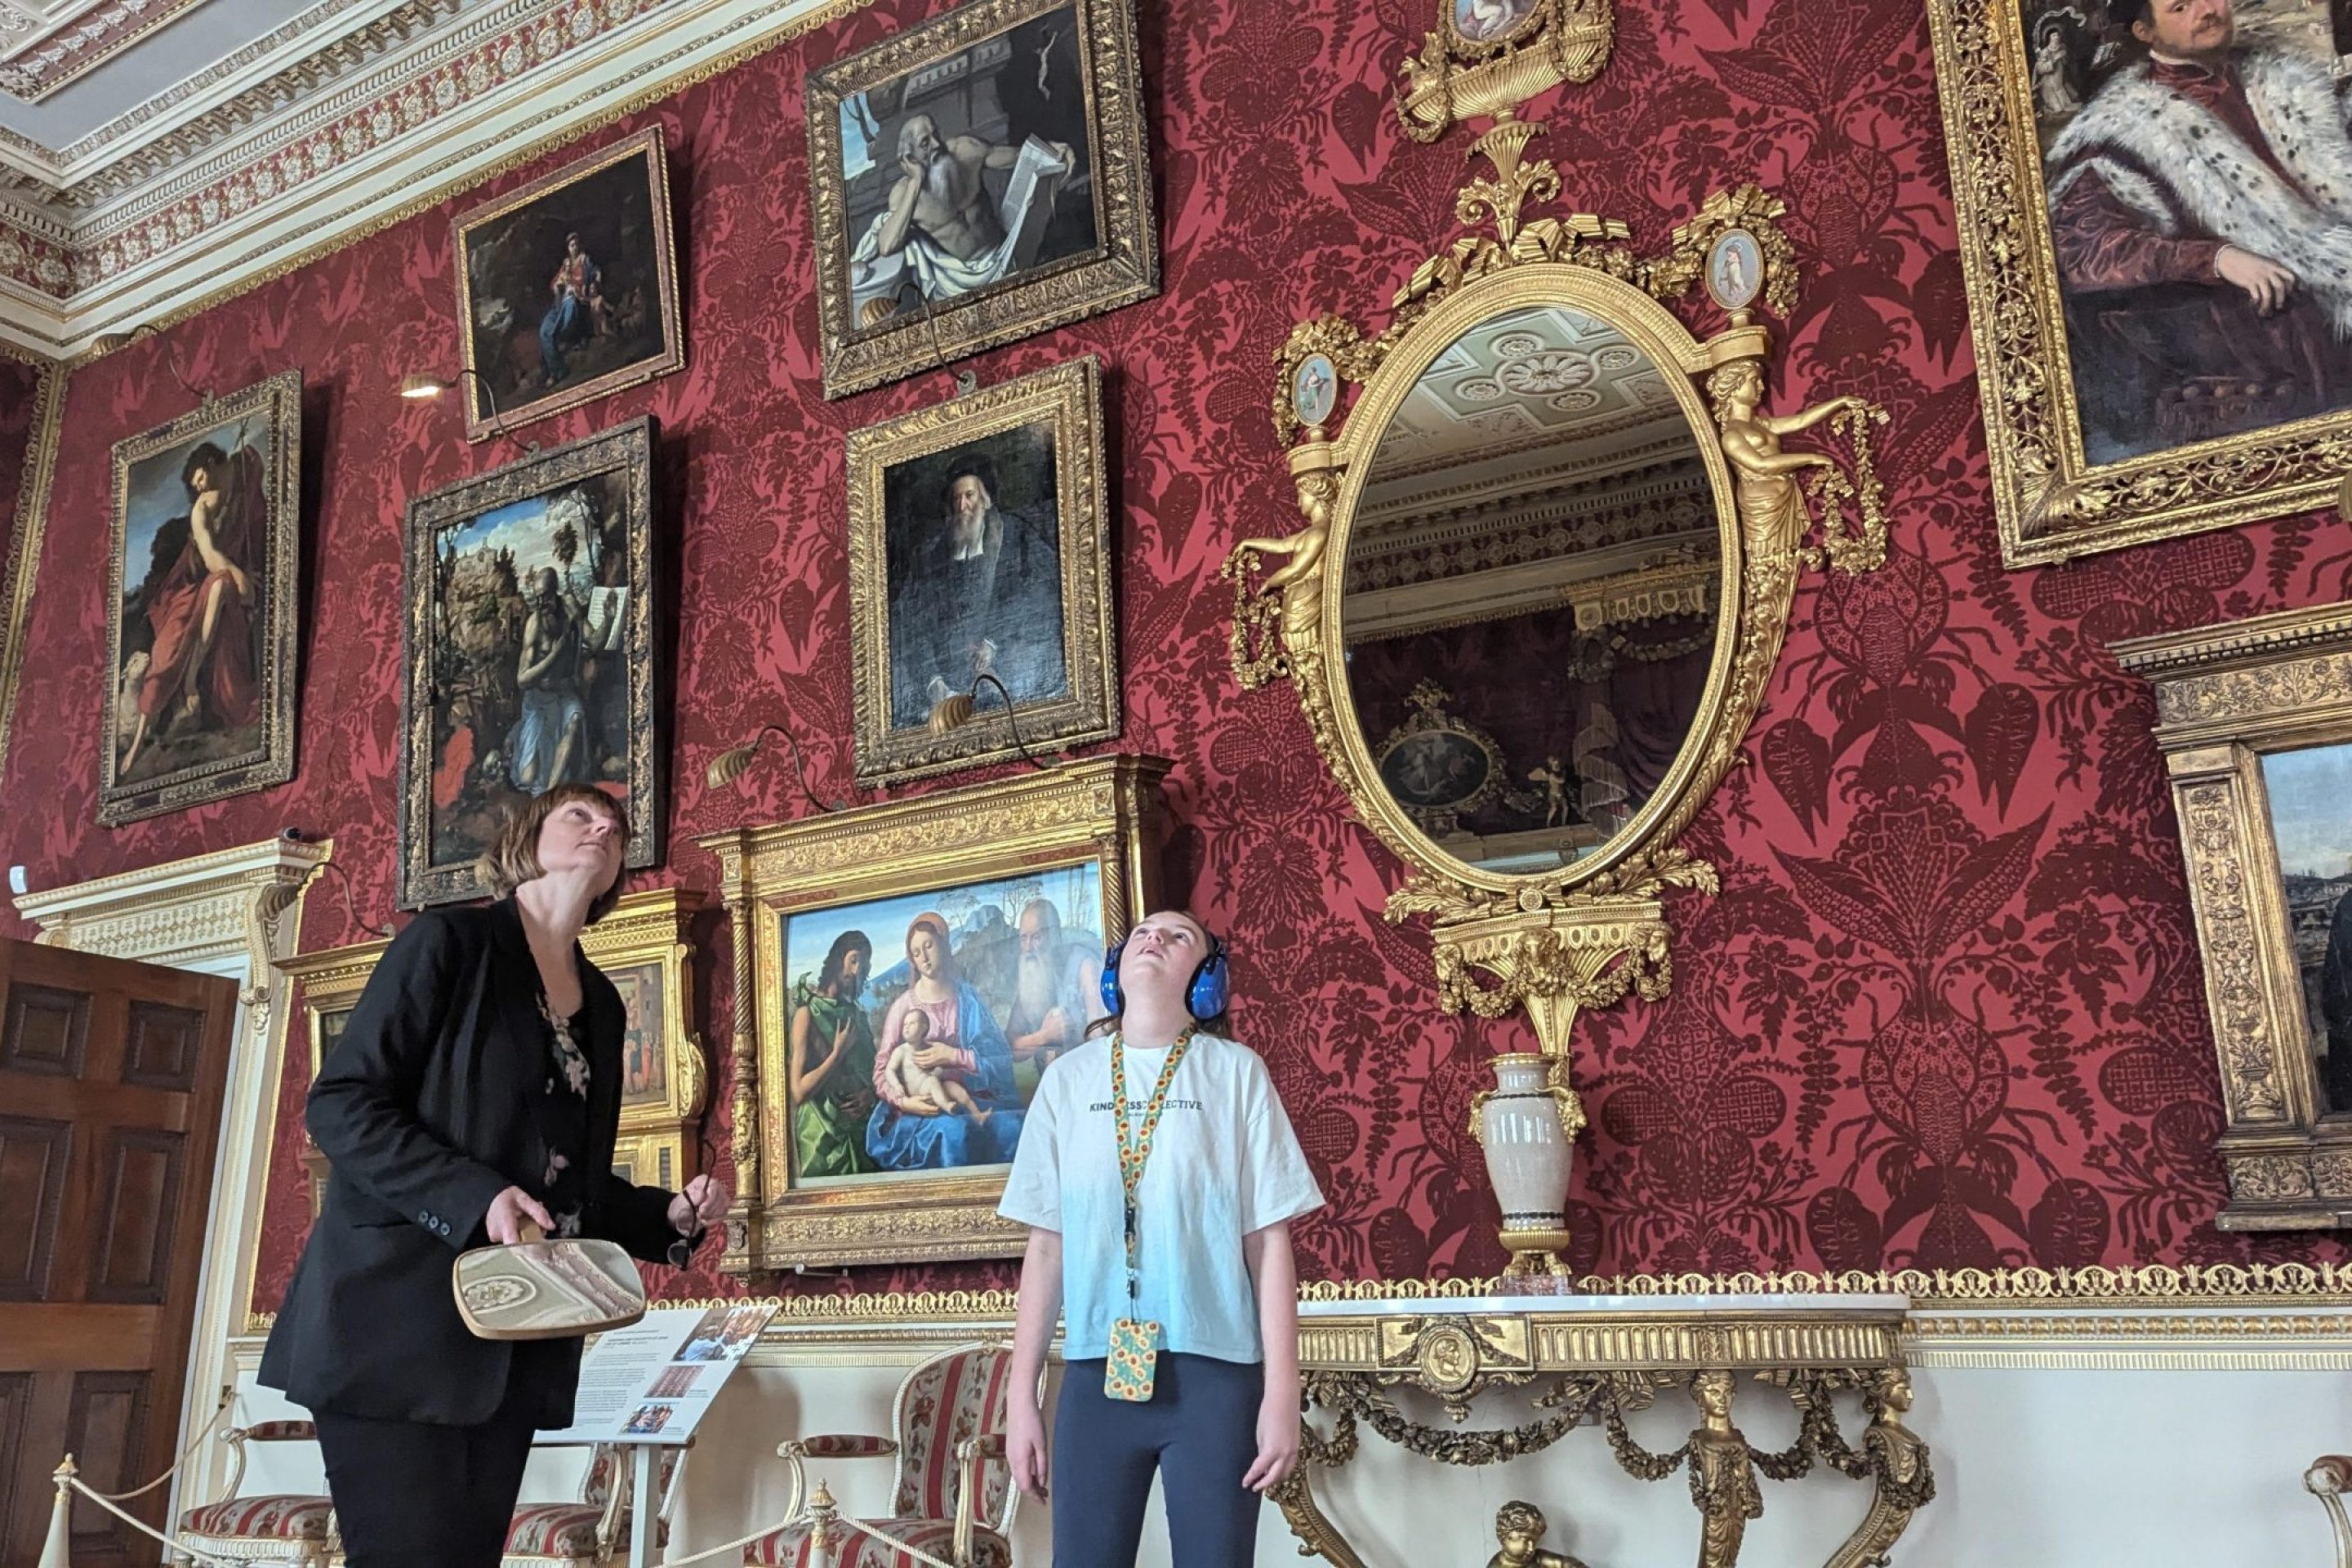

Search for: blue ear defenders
xmin=1100 ymin=924 xmax=1230 ymax=1022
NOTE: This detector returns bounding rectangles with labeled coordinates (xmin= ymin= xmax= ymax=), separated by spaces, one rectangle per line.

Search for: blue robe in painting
xmin=864 ymin=981 xmax=1024 ymax=1169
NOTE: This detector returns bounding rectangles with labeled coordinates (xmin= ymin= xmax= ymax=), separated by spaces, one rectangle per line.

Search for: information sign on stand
xmin=537 ymin=1302 xmax=780 ymax=1566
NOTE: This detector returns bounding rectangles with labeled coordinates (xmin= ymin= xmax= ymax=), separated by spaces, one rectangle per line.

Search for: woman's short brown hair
xmin=476 ymin=783 xmax=633 ymax=924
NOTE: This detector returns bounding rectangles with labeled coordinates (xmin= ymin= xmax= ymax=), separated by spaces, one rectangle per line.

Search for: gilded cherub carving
xmin=1487 ymin=1499 xmax=1588 ymax=1568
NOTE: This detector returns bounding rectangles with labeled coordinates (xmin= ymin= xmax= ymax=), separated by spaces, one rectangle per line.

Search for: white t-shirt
xmin=996 ymin=1031 xmax=1323 ymax=1364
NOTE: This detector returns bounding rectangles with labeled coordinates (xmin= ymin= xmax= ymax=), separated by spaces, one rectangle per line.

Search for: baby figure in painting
xmin=888 ymin=1010 xmax=991 ymax=1123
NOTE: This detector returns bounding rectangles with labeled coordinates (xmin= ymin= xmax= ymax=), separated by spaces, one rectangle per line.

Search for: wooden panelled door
xmin=0 ymin=936 xmax=237 ymax=1567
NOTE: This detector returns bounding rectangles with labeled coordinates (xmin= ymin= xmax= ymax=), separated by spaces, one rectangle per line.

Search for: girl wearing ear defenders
xmin=996 ymin=909 xmax=1323 ymax=1566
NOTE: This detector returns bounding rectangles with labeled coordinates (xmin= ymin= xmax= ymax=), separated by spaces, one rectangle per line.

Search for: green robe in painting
xmin=792 ymin=984 xmax=880 ymax=1178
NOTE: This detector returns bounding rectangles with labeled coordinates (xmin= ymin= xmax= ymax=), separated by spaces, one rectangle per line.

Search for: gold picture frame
xmin=1927 ymin=0 xmax=2352 ymax=566
xmin=804 ymin=0 xmax=1157 ymax=399
xmin=276 ymin=934 xmax=391 ymax=1219
xmin=846 ymin=355 xmax=1116 ymax=785
xmin=698 ymin=754 xmax=1170 ymax=1272
xmin=582 ymin=885 xmax=709 ymax=1192
xmin=2114 ymin=602 xmax=2352 ymax=1228
xmin=396 ymin=416 xmax=661 ymax=908
xmin=100 ymin=368 xmax=303 ymax=825
xmin=451 ymin=125 xmax=684 ymax=442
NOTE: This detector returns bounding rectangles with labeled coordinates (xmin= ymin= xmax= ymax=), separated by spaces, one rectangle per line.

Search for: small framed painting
xmin=452 ymin=126 xmax=684 ymax=441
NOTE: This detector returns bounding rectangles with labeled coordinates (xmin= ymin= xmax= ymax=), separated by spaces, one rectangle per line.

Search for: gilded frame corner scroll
xmin=2114 ymin=602 xmax=2352 ymax=1228
xmin=1224 ymin=127 xmax=1894 ymax=1069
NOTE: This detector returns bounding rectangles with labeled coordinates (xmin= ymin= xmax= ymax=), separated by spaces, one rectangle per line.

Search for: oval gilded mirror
xmin=1225 ymin=152 xmax=1893 ymax=1276
xmin=1334 ymin=296 xmax=1732 ymax=881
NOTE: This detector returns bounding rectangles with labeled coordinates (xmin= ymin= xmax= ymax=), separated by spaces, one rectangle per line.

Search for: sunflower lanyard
xmin=1102 ymin=1023 xmax=1195 ymax=1401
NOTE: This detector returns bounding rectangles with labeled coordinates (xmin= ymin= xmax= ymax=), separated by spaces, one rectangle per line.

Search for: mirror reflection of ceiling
xmin=1346 ymin=304 xmax=1713 ymax=647
xmin=1362 ymin=305 xmax=1694 ymax=520
xmin=1339 ymin=302 xmax=1722 ymax=876
xmin=0 ymin=0 xmax=836 ymax=358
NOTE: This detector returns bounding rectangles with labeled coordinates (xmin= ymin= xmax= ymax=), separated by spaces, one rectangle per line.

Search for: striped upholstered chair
xmin=172 ymin=1420 xmax=338 ymax=1567
xmin=501 ymin=1441 xmax=685 ymax=1566
xmin=742 ymin=1343 xmax=1018 ymax=1568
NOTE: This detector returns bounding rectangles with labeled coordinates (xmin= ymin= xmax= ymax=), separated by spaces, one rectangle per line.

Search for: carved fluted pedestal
xmin=1273 ymin=1293 xmax=1933 ymax=1568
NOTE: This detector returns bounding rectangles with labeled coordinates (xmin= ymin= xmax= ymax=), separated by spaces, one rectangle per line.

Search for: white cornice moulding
xmin=11 ymin=835 xmax=331 ymax=958
xmin=0 ymin=0 xmax=853 ymax=359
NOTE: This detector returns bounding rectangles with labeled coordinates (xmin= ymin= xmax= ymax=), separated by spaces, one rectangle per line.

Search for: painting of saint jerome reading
xmin=102 ymin=369 xmax=301 ymax=825
xmin=806 ymin=0 xmax=1156 ymax=396
xmin=833 ymin=6 xmax=1094 ymax=328
xmin=2031 ymin=0 xmax=2352 ymax=463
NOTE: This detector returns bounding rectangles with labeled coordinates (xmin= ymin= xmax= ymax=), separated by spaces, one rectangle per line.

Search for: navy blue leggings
xmin=1052 ymin=1352 xmax=1265 ymax=1567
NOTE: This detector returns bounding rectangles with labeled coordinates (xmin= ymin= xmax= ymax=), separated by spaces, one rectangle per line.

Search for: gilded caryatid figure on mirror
xmin=1220 ymin=127 xmax=1895 ymax=1273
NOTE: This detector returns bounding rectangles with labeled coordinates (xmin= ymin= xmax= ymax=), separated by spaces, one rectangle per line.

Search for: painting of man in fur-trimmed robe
xmin=2033 ymin=0 xmax=2352 ymax=463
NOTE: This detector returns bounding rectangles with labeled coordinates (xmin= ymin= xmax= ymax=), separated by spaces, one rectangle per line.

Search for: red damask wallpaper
xmin=3 ymin=0 xmax=2346 ymax=1314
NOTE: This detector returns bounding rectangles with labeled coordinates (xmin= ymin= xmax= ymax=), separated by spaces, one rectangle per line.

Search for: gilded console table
xmin=1273 ymin=1294 xmax=1932 ymax=1568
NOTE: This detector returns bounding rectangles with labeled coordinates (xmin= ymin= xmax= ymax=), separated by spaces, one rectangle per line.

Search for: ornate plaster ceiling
xmin=1344 ymin=304 xmax=1715 ymax=642
xmin=0 ymin=0 xmax=858 ymax=358
xmin=1361 ymin=305 xmax=1698 ymax=520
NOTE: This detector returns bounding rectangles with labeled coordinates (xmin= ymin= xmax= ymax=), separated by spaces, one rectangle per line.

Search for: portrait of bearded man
xmin=1004 ymin=898 xmax=1106 ymax=1097
xmin=836 ymin=7 xmax=1094 ymax=318
xmin=884 ymin=439 xmax=1068 ymax=731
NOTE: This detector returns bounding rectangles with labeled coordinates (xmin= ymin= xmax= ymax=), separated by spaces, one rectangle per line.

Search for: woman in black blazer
xmin=260 ymin=783 xmax=730 ymax=1567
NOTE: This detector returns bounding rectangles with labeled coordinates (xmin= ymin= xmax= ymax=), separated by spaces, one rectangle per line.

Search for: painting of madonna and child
xmin=452 ymin=126 xmax=683 ymax=439
xmin=2025 ymin=0 xmax=2352 ymax=463
xmin=779 ymin=863 xmax=1108 ymax=1185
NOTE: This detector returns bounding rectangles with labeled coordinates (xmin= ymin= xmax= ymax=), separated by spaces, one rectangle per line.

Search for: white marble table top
xmin=1294 ymin=1291 xmax=1910 ymax=1318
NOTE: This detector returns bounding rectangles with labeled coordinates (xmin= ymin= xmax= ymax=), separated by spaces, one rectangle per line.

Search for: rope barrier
xmin=93 ymin=1388 xmax=235 ymax=1503
xmin=41 ymin=1466 xmax=279 ymax=1568
xmin=42 ymin=1460 xmax=964 ymax=1568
